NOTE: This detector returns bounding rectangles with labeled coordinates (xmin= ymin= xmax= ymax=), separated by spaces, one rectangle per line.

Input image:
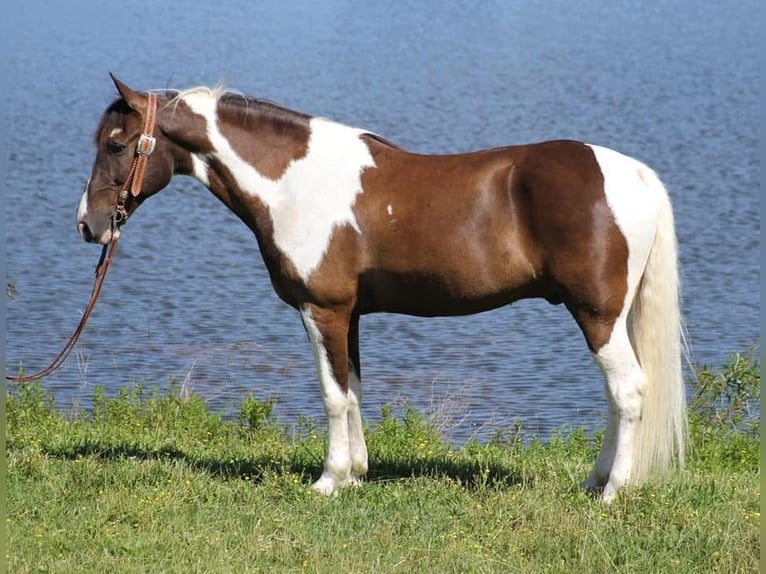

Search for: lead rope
xmin=6 ymin=225 xmax=120 ymax=382
xmin=6 ymin=93 xmax=158 ymax=383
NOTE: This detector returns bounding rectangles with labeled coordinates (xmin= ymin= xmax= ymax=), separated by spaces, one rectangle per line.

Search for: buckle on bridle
xmin=113 ymin=205 xmax=128 ymax=224
xmin=136 ymin=134 xmax=156 ymax=157
xmin=113 ymin=189 xmax=129 ymax=223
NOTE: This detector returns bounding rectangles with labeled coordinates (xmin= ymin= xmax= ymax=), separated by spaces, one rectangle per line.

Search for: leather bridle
xmin=6 ymin=93 xmax=159 ymax=382
xmin=115 ymin=92 xmax=158 ymax=223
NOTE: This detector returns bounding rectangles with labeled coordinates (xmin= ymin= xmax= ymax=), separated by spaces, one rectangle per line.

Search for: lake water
xmin=5 ymin=1 xmax=760 ymax=442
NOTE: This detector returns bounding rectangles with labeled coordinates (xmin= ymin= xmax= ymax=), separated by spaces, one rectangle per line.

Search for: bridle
xmin=6 ymin=93 xmax=159 ymax=382
xmin=114 ymin=92 xmax=158 ymax=224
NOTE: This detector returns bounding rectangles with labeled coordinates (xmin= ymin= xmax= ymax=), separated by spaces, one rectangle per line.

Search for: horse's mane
xmin=170 ymin=84 xmax=312 ymax=125
xmin=169 ymin=84 xmax=228 ymax=105
xmin=178 ymin=87 xmax=402 ymax=148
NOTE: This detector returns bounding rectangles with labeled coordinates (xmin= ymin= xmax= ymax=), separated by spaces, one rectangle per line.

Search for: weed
xmin=689 ymin=348 xmax=760 ymax=434
xmin=687 ymin=348 xmax=760 ymax=472
xmin=238 ymin=393 xmax=277 ymax=432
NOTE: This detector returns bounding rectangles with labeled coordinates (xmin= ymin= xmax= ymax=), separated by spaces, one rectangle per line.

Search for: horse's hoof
xmin=600 ymin=489 xmax=617 ymax=504
xmin=582 ymin=475 xmax=606 ymax=494
xmin=311 ymin=476 xmax=339 ymax=496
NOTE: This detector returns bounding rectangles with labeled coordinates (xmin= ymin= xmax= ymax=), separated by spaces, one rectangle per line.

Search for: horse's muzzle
xmin=77 ymin=220 xmax=118 ymax=245
xmin=78 ymin=221 xmax=95 ymax=243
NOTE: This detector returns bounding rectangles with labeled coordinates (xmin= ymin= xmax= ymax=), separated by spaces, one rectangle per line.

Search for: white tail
xmin=628 ymin=171 xmax=688 ymax=483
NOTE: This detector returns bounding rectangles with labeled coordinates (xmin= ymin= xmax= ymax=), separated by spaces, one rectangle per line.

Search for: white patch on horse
xmin=183 ymin=91 xmax=375 ymax=282
xmin=386 ymin=204 xmax=393 ymax=215
xmin=190 ymin=154 xmax=209 ymax=187
xmin=346 ymin=365 xmax=367 ymax=482
xmin=109 ymin=127 xmax=123 ymax=137
xmin=592 ymin=322 xmax=645 ymax=501
xmin=587 ymin=144 xmax=659 ymax=311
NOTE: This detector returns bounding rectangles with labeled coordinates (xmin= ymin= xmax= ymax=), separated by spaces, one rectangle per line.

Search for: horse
xmin=76 ymin=75 xmax=687 ymax=502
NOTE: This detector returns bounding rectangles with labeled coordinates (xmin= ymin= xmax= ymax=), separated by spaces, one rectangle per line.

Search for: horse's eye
xmin=106 ymin=140 xmax=126 ymax=155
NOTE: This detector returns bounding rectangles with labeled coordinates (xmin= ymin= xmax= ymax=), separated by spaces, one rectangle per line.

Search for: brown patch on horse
xmin=164 ymin=99 xmax=216 ymax=154
xmin=216 ymin=96 xmax=311 ymax=180
xmin=516 ymin=141 xmax=629 ymax=351
xmin=305 ymin=223 xmax=365 ymax=308
xmin=338 ymin=140 xmax=548 ymax=315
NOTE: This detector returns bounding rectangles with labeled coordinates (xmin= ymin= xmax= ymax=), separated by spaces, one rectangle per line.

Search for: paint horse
xmin=77 ymin=76 xmax=687 ymax=501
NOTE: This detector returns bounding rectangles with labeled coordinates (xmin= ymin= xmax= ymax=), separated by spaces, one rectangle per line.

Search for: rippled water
xmin=6 ymin=1 xmax=759 ymax=441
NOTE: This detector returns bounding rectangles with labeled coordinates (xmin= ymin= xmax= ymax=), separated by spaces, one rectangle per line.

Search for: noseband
xmin=6 ymin=92 xmax=158 ymax=383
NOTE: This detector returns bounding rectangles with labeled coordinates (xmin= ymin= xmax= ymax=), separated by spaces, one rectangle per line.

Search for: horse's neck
xmin=175 ymin=95 xmax=311 ymax=208
xmin=177 ymin=94 xmax=375 ymax=209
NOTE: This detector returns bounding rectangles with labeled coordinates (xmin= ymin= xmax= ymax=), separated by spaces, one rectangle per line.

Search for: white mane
xmin=164 ymin=83 xmax=255 ymax=117
xmin=168 ymin=83 xmax=249 ymax=105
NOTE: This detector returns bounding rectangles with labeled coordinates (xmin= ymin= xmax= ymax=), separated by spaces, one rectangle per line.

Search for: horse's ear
xmin=109 ymin=72 xmax=145 ymax=112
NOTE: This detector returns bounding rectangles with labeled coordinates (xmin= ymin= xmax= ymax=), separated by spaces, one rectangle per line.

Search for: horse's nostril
xmin=78 ymin=221 xmax=93 ymax=242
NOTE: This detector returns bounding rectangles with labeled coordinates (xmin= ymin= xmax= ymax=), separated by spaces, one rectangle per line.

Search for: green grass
xmin=6 ymin=351 xmax=760 ymax=573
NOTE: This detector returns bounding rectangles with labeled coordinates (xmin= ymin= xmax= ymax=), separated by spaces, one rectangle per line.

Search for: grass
xmin=5 ymin=351 xmax=760 ymax=573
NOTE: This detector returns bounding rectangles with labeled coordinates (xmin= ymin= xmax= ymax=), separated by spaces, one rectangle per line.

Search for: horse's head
xmin=77 ymin=75 xmax=175 ymax=244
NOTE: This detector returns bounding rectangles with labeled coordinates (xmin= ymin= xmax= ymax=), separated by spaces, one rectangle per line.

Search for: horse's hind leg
xmin=583 ymin=384 xmax=618 ymax=493
xmin=580 ymin=316 xmax=645 ymax=502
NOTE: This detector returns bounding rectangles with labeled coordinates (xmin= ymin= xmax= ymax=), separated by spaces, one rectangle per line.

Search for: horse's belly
xmin=357 ymin=264 xmax=545 ymax=317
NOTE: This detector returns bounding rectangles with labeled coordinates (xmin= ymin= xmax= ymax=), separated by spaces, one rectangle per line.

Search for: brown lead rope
xmin=6 ymin=229 xmax=120 ymax=382
xmin=6 ymin=92 xmax=158 ymax=383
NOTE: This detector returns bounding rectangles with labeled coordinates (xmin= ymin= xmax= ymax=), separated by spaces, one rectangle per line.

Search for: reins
xmin=6 ymin=93 xmax=158 ymax=383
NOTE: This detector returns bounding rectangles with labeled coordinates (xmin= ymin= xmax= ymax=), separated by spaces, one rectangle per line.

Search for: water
xmin=6 ymin=1 xmax=759 ymax=442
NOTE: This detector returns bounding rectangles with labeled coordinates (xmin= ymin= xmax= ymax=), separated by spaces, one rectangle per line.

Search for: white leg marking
xmin=300 ymin=308 xmax=351 ymax=495
xmin=347 ymin=365 xmax=368 ymax=484
xmin=583 ymin=385 xmax=618 ymax=492
xmin=593 ymin=321 xmax=645 ymax=503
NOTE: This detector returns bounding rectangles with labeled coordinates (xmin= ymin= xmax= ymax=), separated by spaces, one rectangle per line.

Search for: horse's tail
xmin=629 ymin=168 xmax=688 ymax=484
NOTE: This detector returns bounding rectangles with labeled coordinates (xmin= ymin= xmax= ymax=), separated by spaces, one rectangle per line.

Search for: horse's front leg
xmin=346 ymin=312 xmax=368 ymax=484
xmin=300 ymin=304 xmax=355 ymax=495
